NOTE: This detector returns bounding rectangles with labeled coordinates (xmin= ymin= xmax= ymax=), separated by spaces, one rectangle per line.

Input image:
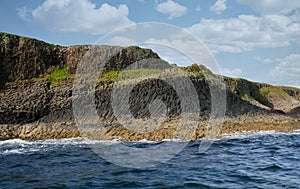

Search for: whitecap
xmin=221 ymin=129 xmax=299 ymax=139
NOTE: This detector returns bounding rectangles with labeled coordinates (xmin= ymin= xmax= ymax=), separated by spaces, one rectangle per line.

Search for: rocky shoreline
xmin=0 ymin=32 xmax=299 ymax=141
xmin=0 ymin=78 xmax=298 ymax=141
xmin=0 ymin=113 xmax=299 ymax=141
xmin=0 ymin=88 xmax=299 ymax=141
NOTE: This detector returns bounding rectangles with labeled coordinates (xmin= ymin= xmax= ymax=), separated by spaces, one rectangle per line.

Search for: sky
xmin=0 ymin=0 xmax=300 ymax=87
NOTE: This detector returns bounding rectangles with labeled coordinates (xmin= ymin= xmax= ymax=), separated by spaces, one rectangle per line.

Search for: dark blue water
xmin=1 ymin=130 xmax=300 ymax=188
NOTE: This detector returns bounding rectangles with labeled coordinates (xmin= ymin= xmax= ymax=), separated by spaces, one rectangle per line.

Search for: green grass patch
xmin=99 ymin=68 xmax=165 ymax=82
xmin=47 ymin=66 xmax=74 ymax=84
xmin=127 ymin=46 xmax=142 ymax=50
xmin=32 ymin=68 xmax=165 ymax=84
xmin=48 ymin=43 xmax=60 ymax=48
xmin=182 ymin=64 xmax=213 ymax=75
xmin=121 ymin=69 xmax=164 ymax=78
xmin=98 ymin=70 xmax=121 ymax=82
xmin=259 ymin=87 xmax=285 ymax=96
xmin=241 ymin=92 xmax=254 ymax=101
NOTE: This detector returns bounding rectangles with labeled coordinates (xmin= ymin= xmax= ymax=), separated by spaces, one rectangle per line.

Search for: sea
xmin=1 ymin=130 xmax=300 ymax=189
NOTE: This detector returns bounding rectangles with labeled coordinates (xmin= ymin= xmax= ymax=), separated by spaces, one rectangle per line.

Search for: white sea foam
xmin=290 ymin=129 xmax=300 ymax=135
xmin=0 ymin=138 xmax=111 ymax=146
xmin=2 ymin=147 xmax=40 ymax=155
xmin=221 ymin=129 xmax=298 ymax=139
xmin=1 ymin=129 xmax=299 ymax=155
xmin=0 ymin=138 xmax=117 ymax=155
xmin=162 ymin=138 xmax=188 ymax=142
xmin=0 ymin=138 xmax=30 ymax=145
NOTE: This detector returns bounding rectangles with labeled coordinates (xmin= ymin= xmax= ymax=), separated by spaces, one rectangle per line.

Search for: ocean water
xmin=1 ymin=130 xmax=300 ymax=189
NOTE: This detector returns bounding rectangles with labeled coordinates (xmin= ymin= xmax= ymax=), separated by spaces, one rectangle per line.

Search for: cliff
xmin=0 ymin=32 xmax=299 ymax=140
xmin=225 ymin=77 xmax=300 ymax=113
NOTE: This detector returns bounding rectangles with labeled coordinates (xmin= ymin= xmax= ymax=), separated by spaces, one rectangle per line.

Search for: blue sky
xmin=1 ymin=0 xmax=300 ymax=87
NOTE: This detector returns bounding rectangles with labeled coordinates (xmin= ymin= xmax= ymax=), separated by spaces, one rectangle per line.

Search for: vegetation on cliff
xmin=225 ymin=77 xmax=300 ymax=113
xmin=0 ymin=32 xmax=299 ymax=140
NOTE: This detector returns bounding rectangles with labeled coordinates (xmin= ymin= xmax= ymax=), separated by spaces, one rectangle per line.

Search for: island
xmin=0 ymin=32 xmax=299 ymax=140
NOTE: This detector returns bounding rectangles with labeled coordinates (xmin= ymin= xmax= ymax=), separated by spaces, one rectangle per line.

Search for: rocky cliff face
xmin=0 ymin=32 xmax=299 ymax=140
xmin=0 ymin=33 xmax=162 ymax=87
xmin=225 ymin=77 xmax=300 ymax=113
xmin=0 ymin=33 xmax=62 ymax=87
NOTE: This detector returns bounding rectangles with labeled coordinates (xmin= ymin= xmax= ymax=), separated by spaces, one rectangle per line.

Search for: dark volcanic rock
xmin=0 ymin=80 xmax=50 ymax=124
xmin=0 ymin=32 xmax=299 ymax=140
xmin=0 ymin=32 xmax=63 ymax=87
xmin=0 ymin=33 xmax=162 ymax=87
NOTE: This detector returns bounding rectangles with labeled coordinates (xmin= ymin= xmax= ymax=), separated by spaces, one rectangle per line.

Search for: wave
xmin=1 ymin=128 xmax=299 ymax=146
xmin=0 ymin=138 xmax=121 ymax=155
xmin=221 ymin=129 xmax=300 ymax=139
xmin=0 ymin=137 xmax=122 ymax=146
xmin=1 ymin=128 xmax=299 ymax=155
xmin=0 ymin=137 xmax=190 ymax=155
xmin=289 ymin=129 xmax=300 ymax=135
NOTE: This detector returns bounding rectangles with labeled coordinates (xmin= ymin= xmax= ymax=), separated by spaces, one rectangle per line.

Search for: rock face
xmin=0 ymin=80 xmax=50 ymax=124
xmin=0 ymin=32 xmax=299 ymax=140
xmin=0 ymin=33 xmax=162 ymax=87
xmin=0 ymin=33 xmax=62 ymax=87
xmin=225 ymin=77 xmax=300 ymax=113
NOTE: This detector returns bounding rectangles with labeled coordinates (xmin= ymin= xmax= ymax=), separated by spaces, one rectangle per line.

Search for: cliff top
xmin=1 ymin=32 xmax=299 ymax=114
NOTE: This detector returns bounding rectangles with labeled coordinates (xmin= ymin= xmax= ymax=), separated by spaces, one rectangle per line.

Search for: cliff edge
xmin=0 ymin=32 xmax=299 ymax=140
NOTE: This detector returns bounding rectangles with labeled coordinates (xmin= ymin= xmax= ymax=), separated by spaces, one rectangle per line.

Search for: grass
xmin=240 ymin=92 xmax=255 ymax=101
xmin=98 ymin=70 xmax=121 ymax=82
xmin=48 ymin=43 xmax=60 ymax=48
xmin=31 ymin=67 xmax=166 ymax=84
xmin=259 ymin=87 xmax=285 ymax=96
xmin=47 ymin=66 xmax=74 ymax=85
xmin=182 ymin=64 xmax=213 ymax=75
xmin=98 ymin=68 xmax=165 ymax=82
xmin=127 ymin=46 xmax=142 ymax=50
xmin=0 ymin=32 xmax=64 ymax=48
xmin=121 ymin=69 xmax=164 ymax=78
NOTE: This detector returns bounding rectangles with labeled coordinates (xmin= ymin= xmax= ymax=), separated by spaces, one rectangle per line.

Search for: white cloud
xmin=254 ymin=56 xmax=275 ymax=64
xmin=269 ymin=54 xmax=300 ymax=87
xmin=221 ymin=68 xmax=242 ymax=77
xmin=141 ymin=43 xmax=193 ymax=67
xmin=155 ymin=0 xmax=187 ymax=19
xmin=144 ymin=38 xmax=221 ymax=74
xmin=109 ymin=36 xmax=136 ymax=46
xmin=210 ymin=0 xmax=227 ymax=14
xmin=147 ymin=38 xmax=218 ymax=67
xmin=31 ymin=0 xmax=134 ymax=34
xmin=196 ymin=5 xmax=201 ymax=12
xmin=17 ymin=6 xmax=31 ymax=21
xmin=236 ymin=0 xmax=300 ymax=15
xmin=186 ymin=13 xmax=300 ymax=53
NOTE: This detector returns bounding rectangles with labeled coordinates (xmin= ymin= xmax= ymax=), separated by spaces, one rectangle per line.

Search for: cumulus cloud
xmin=210 ymin=0 xmax=227 ymax=14
xmin=254 ymin=56 xmax=275 ymax=64
xmin=269 ymin=54 xmax=300 ymax=87
xmin=155 ymin=0 xmax=187 ymax=19
xmin=221 ymin=68 xmax=242 ymax=77
xmin=108 ymin=36 xmax=136 ymax=46
xmin=144 ymin=38 xmax=221 ymax=74
xmin=236 ymin=0 xmax=300 ymax=15
xmin=31 ymin=0 xmax=134 ymax=34
xmin=147 ymin=39 xmax=213 ymax=63
xmin=186 ymin=13 xmax=300 ymax=53
xmin=17 ymin=6 xmax=31 ymax=21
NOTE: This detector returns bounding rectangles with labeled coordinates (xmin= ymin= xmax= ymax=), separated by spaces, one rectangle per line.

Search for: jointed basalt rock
xmin=0 ymin=32 xmax=299 ymax=140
